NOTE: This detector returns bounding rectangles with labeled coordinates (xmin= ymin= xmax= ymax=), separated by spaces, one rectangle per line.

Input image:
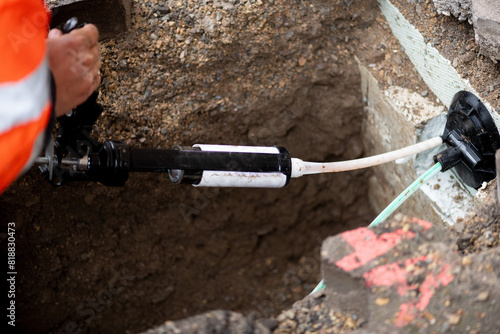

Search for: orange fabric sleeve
xmin=0 ymin=0 xmax=52 ymax=193
xmin=0 ymin=0 xmax=50 ymax=82
xmin=0 ymin=104 xmax=52 ymax=194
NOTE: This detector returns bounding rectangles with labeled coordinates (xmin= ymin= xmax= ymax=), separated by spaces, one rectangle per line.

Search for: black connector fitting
xmin=88 ymin=141 xmax=131 ymax=186
xmin=433 ymin=91 xmax=500 ymax=189
xmin=433 ymin=146 xmax=462 ymax=171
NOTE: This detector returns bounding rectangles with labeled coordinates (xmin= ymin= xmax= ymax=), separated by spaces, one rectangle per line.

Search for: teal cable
xmin=369 ymin=162 xmax=442 ymax=228
xmin=310 ymin=279 xmax=325 ymax=295
xmin=310 ymin=162 xmax=442 ymax=295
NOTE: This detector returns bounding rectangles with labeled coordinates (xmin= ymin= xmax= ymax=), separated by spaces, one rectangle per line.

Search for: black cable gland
xmin=89 ymin=141 xmax=130 ymax=186
xmin=433 ymin=146 xmax=463 ymax=172
xmin=433 ymin=91 xmax=500 ymax=189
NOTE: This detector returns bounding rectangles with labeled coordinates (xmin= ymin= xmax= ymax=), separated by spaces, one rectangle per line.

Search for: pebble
xmin=477 ymin=291 xmax=489 ymax=301
xmin=461 ymin=256 xmax=472 ymax=266
xmin=375 ymin=297 xmax=389 ymax=305
xmin=482 ymin=230 xmax=494 ymax=246
xmin=447 ymin=313 xmax=461 ymax=325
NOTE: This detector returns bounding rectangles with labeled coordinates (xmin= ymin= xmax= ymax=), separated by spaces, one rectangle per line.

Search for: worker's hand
xmin=46 ymin=24 xmax=101 ymax=117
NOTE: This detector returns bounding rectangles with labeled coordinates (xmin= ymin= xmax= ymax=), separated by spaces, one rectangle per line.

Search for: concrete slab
xmin=47 ymin=0 xmax=131 ymax=40
xmin=432 ymin=0 xmax=472 ymax=23
xmin=431 ymin=0 xmax=500 ymax=62
xmin=472 ymin=0 xmax=500 ymax=62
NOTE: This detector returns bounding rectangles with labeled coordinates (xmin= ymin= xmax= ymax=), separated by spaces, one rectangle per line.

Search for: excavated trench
xmin=3 ymin=81 xmax=372 ymax=334
xmin=2 ymin=77 xmax=374 ymax=334
xmin=0 ymin=1 xmax=439 ymax=333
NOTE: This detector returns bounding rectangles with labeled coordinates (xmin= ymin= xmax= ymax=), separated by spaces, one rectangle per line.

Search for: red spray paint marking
xmin=363 ymin=256 xmax=426 ymax=295
xmin=414 ymin=265 xmax=454 ymax=311
xmin=364 ymin=256 xmax=454 ymax=327
xmin=334 ymin=218 xmax=451 ymax=327
xmin=335 ymin=218 xmax=432 ymax=272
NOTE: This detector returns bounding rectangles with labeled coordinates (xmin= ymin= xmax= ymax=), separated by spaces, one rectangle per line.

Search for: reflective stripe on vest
xmin=0 ymin=57 xmax=51 ymax=135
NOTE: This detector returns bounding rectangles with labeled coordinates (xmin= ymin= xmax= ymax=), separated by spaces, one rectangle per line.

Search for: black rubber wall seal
xmin=435 ymin=91 xmax=500 ymax=189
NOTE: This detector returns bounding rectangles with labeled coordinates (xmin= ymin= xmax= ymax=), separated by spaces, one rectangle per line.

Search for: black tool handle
xmin=55 ymin=17 xmax=103 ymax=169
xmin=62 ymin=17 xmax=86 ymax=34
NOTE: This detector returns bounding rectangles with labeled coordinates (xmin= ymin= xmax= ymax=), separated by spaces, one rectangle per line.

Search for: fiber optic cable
xmin=369 ymin=162 xmax=442 ymax=227
xmin=291 ymin=137 xmax=443 ymax=177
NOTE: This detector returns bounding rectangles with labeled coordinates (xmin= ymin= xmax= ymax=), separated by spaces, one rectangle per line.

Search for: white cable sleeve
xmin=194 ymin=171 xmax=287 ymax=188
xmin=292 ymin=136 xmax=443 ymax=178
xmin=192 ymin=144 xmax=287 ymax=188
xmin=193 ymin=144 xmax=279 ymax=154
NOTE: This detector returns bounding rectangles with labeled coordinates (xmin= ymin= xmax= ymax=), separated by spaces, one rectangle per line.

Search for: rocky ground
xmin=454 ymin=181 xmax=500 ymax=253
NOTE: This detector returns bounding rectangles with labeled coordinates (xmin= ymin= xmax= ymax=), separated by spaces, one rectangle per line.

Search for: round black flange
xmin=441 ymin=91 xmax=500 ymax=189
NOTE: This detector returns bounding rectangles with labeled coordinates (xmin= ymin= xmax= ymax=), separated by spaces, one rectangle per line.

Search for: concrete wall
xmin=357 ymin=59 xmax=471 ymax=227
xmin=355 ymin=0 xmax=500 ymax=227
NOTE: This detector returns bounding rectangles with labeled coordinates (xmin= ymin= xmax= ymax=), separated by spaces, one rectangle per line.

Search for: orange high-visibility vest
xmin=0 ymin=0 xmax=53 ymax=193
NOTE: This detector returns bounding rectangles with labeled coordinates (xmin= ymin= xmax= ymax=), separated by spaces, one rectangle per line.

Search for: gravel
xmin=96 ymin=0 xmax=331 ymax=149
xmin=273 ymin=293 xmax=362 ymax=334
xmin=454 ymin=181 xmax=500 ymax=253
xmin=432 ymin=0 xmax=472 ymax=23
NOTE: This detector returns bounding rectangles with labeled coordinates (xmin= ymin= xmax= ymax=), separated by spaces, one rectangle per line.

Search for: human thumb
xmin=48 ymin=29 xmax=63 ymax=39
